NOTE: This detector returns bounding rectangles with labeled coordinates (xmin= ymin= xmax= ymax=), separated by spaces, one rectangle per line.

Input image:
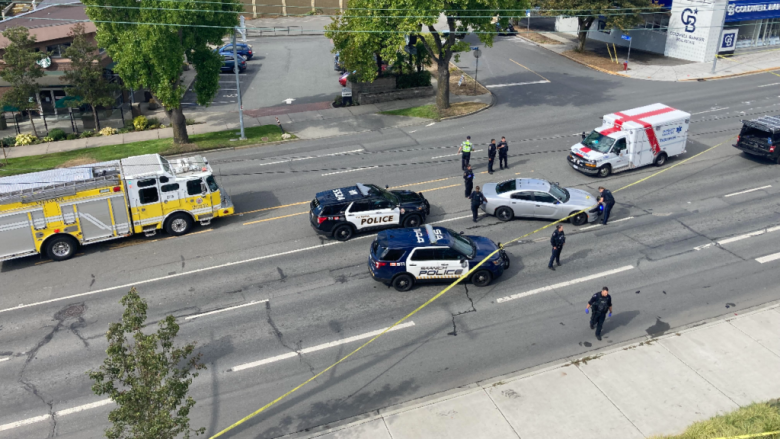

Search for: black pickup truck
xmin=734 ymin=116 xmax=780 ymax=164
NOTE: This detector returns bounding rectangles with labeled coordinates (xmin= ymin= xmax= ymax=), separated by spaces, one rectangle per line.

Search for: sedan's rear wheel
xmin=496 ymin=207 xmax=514 ymax=222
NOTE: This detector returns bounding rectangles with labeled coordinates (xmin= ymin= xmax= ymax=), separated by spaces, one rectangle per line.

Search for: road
xmin=2 ymin=36 xmax=780 ymax=439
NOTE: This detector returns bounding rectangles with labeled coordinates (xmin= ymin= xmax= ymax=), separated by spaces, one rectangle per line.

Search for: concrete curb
xmin=278 ymin=297 xmax=780 ymax=439
xmin=679 ymin=66 xmax=780 ymax=81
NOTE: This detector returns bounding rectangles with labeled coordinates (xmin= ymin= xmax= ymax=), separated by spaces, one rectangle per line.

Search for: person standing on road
xmin=487 ymin=139 xmax=497 ymax=174
xmin=498 ymin=136 xmax=508 ymax=170
xmin=469 ymin=185 xmax=486 ymax=222
xmin=548 ymin=225 xmax=565 ymax=270
xmin=598 ymin=186 xmax=616 ymax=225
xmin=586 ymin=287 xmax=613 ymax=340
xmin=457 ymin=136 xmax=473 ymax=170
xmin=464 ymin=165 xmax=474 ymax=198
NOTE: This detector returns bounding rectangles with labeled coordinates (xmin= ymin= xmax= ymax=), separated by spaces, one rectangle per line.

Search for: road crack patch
xmin=447 ymin=285 xmax=477 ymax=336
xmin=264 ymin=302 xmax=316 ymax=376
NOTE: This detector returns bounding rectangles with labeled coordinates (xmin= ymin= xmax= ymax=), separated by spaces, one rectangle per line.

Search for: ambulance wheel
xmin=597 ymin=165 xmax=611 ymax=178
xmin=496 ymin=207 xmax=514 ymax=222
xmin=403 ymin=215 xmax=422 ymax=228
xmin=165 ymin=213 xmax=193 ymax=236
xmin=571 ymin=212 xmax=588 ymax=226
xmin=654 ymin=153 xmax=667 ymax=167
xmin=392 ymin=274 xmax=414 ymax=292
xmin=471 ymin=270 xmax=492 ymax=287
xmin=333 ymin=224 xmax=353 ymax=241
xmin=46 ymin=235 xmax=78 ymax=261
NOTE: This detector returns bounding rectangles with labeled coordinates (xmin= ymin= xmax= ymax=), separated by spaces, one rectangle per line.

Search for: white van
xmin=568 ymin=103 xmax=690 ymax=177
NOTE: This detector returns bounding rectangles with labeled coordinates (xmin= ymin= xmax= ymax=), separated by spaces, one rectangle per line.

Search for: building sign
xmin=719 ymin=28 xmax=739 ymax=52
xmin=726 ymin=0 xmax=780 ymax=22
xmin=664 ymin=0 xmax=719 ymax=62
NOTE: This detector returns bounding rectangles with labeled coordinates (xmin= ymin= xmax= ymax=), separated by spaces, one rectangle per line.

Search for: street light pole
xmin=232 ymin=28 xmax=246 ymax=140
xmin=712 ymin=0 xmax=729 ymax=74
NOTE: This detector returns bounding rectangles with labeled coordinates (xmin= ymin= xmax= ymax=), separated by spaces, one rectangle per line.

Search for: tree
xmin=0 ymin=27 xmax=45 ymax=136
xmin=82 ymin=0 xmax=242 ymax=144
xmin=61 ymin=23 xmax=118 ymax=131
xmin=540 ymin=0 xmax=660 ymax=52
xmin=88 ymin=288 xmax=205 ymax=439
xmin=327 ymin=0 xmax=524 ymax=111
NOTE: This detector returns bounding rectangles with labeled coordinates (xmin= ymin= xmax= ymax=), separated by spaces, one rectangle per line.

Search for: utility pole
xmin=232 ymin=28 xmax=246 ymax=140
xmin=712 ymin=0 xmax=728 ymax=74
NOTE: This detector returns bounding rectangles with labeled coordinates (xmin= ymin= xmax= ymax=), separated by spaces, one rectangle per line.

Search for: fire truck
xmin=0 ymin=153 xmax=234 ymax=262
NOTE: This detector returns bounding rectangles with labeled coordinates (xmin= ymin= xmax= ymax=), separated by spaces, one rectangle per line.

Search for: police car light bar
xmin=425 ymin=224 xmax=437 ymax=244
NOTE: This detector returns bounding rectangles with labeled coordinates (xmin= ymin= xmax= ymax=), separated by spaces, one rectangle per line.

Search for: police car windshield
xmin=549 ymin=183 xmax=569 ymax=203
xmin=447 ymin=229 xmax=475 ymax=258
xmin=582 ymin=131 xmax=615 ymax=153
xmin=366 ymin=184 xmax=399 ymax=204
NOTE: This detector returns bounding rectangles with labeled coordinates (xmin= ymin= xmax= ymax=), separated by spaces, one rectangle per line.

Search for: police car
xmin=310 ymin=183 xmax=431 ymax=241
xmin=368 ymin=225 xmax=510 ymax=291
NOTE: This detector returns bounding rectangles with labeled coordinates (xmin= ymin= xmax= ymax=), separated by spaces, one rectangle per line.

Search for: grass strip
xmin=651 ymin=400 xmax=780 ymax=439
xmin=380 ymin=104 xmax=440 ymax=119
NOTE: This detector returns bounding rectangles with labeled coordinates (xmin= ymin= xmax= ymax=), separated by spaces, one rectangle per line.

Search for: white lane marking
xmin=691 ymin=107 xmax=729 ymax=115
xmin=757 ymin=252 xmax=780 ymax=264
xmin=578 ymin=216 xmax=632 ymax=231
xmin=0 ymin=242 xmax=342 ymax=315
xmin=486 ymin=80 xmax=549 ymax=88
xmin=321 ymin=166 xmax=378 ymax=176
xmin=431 ymin=215 xmax=473 ymax=224
xmin=0 ymin=357 xmax=9 ymax=363
xmin=694 ymin=243 xmax=714 ymax=251
xmin=758 ymin=83 xmax=780 ymax=88
xmin=579 ymin=224 xmax=601 ymax=231
xmin=496 ymin=266 xmax=634 ymax=304
xmin=694 ymin=225 xmax=780 ymax=250
xmin=0 ymin=399 xmax=112 ymax=432
xmin=256 ymin=149 xmax=364 ymax=167
xmin=432 ymin=149 xmax=482 ymax=159
xmin=724 ymin=185 xmax=772 ymax=198
xmin=426 ymin=122 xmax=435 ymax=126
xmin=409 ymin=130 xmax=418 ymax=133
xmin=229 ymin=321 xmax=416 ymax=372
xmin=184 ymin=300 xmax=268 ymax=320
xmin=611 ymin=216 xmax=634 ymax=223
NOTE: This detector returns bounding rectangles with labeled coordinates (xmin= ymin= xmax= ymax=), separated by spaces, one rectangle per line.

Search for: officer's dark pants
xmin=488 ymin=156 xmax=495 ymax=173
xmin=499 ymin=153 xmax=508 ymax=169
xmin=548 ymin=247 xmax=561 ymax=267
xmin=590 ymin=311 xmax=607 ymax=336
xmin=465 ymin=181 xmax=473 ymax=198
xmin=602 ymin=203 xmax=615 ymax=225
xmin=471 ymin=204 xmax=480 ymax=221
xmin=462 ymin=153 xmax=471 ymax=170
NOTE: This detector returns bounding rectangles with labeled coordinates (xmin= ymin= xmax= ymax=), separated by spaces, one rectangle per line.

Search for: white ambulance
xmin=567 ymin=103 xmax=690 ymax=177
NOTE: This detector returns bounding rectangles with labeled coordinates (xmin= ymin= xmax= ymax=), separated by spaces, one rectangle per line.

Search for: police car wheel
xmin=502 ymin=256 xmax=510 ymax=269
xmin=46 ymin=235 xmax=78 ymax=261
xmin=333 ymin=224 xmax=353 ymax=241
xmin=471 ymin=270 xmax=492 ymax=287
xmin=496 ymin=207 xmax=513 ymax=222
xmin=571 ymin=212 xmax=588 ymax=226
xmin=392 ymin=274 xmax=414 ymax=292
xmin=597 ymin=165 xmax=611 ymax=178
xmin=403 ymin=215 xmax=422 ymax=228
xmin=654 ymin=153 xmax=667 ymax=167
xmin=165 ymin=213 xmax=193 ymax=236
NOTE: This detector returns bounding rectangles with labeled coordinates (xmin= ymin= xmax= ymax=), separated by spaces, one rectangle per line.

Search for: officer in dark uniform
xmin=457 ymin=136 xmax=473 ymax=170
xmin=548 ymin=225 xmax=565 ymax=270
xmin=469 ymin=185 xmax=485 ymax=222
xmin=586 ymin=287 xmax=613 ymax=340
xmin=487 ymin=139 xmax=497 ymax=174
xmin=497 ymin=136 xmax=508 ymax=170
xmin=598 ymin=186 xmax=616 ymax=225
xmin=463 ymin=165 xmax=474 ymax=198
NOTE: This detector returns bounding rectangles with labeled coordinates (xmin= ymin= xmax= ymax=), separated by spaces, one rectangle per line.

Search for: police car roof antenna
xmin=711 ymin=1 xmax=728 ymax=74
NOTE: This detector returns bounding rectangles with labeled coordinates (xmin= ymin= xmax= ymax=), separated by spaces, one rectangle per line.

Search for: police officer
xmin=598 ymin=186 xmax=616 ymax=225
xmin=469 ymin=185 xmax=485 ymax=222
xmin=487 ymin=139 xmax=497 ymax=174
xmin=548 ymin=225 xmax=565 ymax=270
xmin=464 ymin=165 xmax=474 ymax=198
xmin=497 ymin=136 xmax=508 ymax=170
xmin=586 ymin=287 xmax=613 ymax=340
xmin=457 ymin=136 xmax=473 ymax=170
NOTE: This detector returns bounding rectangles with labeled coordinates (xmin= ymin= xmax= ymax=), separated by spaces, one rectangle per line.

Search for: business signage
xmin=719 ymin=28 xmax=739 ymax=52
xmin=726 ymin=0 xmax=780 ymax=22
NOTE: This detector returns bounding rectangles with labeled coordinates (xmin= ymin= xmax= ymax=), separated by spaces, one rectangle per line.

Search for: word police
xmin=360 ymin=215 xmax=395 ymax=225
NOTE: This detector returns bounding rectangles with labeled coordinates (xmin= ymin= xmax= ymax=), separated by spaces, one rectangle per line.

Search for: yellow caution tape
xmin=210 ymin=135 xmax=734 ymax=438
xmin=712 ymin=431 xmax=780 ymax=439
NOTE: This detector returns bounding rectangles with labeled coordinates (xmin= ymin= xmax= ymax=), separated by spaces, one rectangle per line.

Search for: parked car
xmin=496 ymin=23 xmax=518 ymax=36
xmin=441 ymin=29 xmax=468 ymax=39
xmin=334 ymin=52 xmax=344 ymax=72
xmin=221 ymin=54 xmax=246 ymax=73
xmin=218 ymin=43 xmax=253 ymax=60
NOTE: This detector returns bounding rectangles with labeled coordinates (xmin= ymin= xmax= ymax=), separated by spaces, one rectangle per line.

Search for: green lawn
xmin=380 ymin=104 xmax=439 ymax=119
xmin=0 ymin=125 xmax=293 ymax=177
xmin=650 ymin=400 xmax=780 ymax=439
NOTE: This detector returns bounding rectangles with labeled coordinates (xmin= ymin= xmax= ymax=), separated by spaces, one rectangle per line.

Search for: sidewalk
xmin=283 ymin=301 xmax=780 ymax=439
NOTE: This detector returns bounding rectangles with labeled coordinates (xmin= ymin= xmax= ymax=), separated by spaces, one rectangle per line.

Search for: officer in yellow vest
xmin=457 ymin=136 xmax=473 ymax=170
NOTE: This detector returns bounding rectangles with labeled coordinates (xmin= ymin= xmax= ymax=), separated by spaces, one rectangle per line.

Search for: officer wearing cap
xmin=497 ymin=136 xmax=508 ymax=170
xmin=457 ymin=136 xmax=473 ymax=170
xmin=469 ymin=185 xmax=486 ymax=222
xmin=463 ymin=165 xmax=474 ymax=198
xmin=586 ymin=287 xmax=613 ymax=341
xmin=487 ymin=139 xmax=497 ymax=174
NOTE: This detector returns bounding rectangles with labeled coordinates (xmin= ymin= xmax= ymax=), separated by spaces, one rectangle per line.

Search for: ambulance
xmin=568 ymin=103 xmax=690 ymax=177
xmin=0 ymin=154 xmax=234 ymax=262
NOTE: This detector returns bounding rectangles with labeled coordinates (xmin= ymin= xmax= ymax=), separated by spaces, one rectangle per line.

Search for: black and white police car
xmin=310 ymin=183 xmax=431 ymax=241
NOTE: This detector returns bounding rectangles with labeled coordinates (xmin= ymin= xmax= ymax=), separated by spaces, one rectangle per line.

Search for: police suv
xmin=310 ymin=183 xmax=431 ymax=241
xmin=368 ymin=225 xmax=510 ymax=291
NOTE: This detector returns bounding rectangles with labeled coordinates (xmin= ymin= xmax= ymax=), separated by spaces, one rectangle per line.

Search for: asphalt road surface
xmin=2 ymin=37 xmax=780 ymax=439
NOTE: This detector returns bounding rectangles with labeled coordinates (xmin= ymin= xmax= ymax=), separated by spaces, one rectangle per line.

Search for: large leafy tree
xmin=82 ymin=0 xmax=241 ymax=144
xmin=328 ymin=0 xmax=524 ymax=111
xmin=89 ymin=288 xmax=205 ymax=439
xmin=61 ymin=23 xmax=118 ymax=131
xmin=0 ymin=27 xmax=45 ymax=136
xmin=540 ymin=0 xmax=660 ymax=52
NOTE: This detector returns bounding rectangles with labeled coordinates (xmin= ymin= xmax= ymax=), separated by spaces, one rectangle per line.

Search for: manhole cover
xmin=54 ymin=303 xmax=86 ymax=320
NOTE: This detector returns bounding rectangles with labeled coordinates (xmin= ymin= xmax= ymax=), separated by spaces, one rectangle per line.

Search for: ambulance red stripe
xmin=598 ymin=106 xmax=677 ymax=155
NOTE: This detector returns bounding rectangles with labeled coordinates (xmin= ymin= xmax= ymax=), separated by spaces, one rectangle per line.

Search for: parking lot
xmin=181 ymin=35 xmax=343 ymax=112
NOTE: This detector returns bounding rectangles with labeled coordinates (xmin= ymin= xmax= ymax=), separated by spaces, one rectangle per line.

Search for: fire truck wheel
xmin=165 ymin=213 xmax=193 ymax=236
xmin=333 ymin=224 xmax=353 ymax=241
xmin=654 ymin=153 xmax=667 ymax=167
xmin=392 ymin=274 xmax=414 ymax=292
xmin=597 ymin=165 xmax=611 ymax=178
xmin=471 ymin=269 xmax=492 ymax=287
xmin=46 ymin=235 xmax=78 ymax=261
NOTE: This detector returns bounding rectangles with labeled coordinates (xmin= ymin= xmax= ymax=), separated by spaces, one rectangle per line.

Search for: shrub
xmin=147 ymin=117 xmax=159 ymax=126
xmin=185 ymin=118 xmax=197 ymax=125
xmin=80 ymin=130 xmax=95 ymax=138
xmin=15 ymin=133 xmax=37 ymax=146
xmin=0 ymin=136 xmax=16 ymax=147
xmin=66 ymin=133 xmax=79 ymax=140
xmin=99 ymin=127 xmax=118 ymax=136
xmin=48 ymin=128 xmax=67 ymax=141
xmin=397 ymin=71 xmax=432 ymax=89
xmin=42 ymin=136 xmax=55 ymax=143
xmin=133 ymin=115 xmax=148 ymax=131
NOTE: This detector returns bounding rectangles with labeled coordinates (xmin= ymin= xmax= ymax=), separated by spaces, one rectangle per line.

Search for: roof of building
xmin=0 ymin=3 xmax=93 ymax=46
